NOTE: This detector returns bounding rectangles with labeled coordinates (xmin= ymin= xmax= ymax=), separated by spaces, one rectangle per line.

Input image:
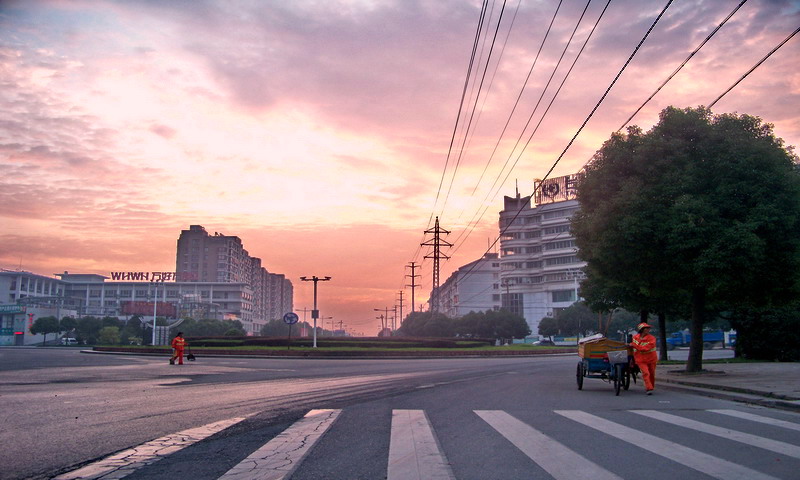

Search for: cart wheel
xmin=576 ymin=362 xmax=584 ymax=390
xmin=622 ymin=366 xmax=631 ymax=391
xmin=613 ymin=364 xmax=623 ymax=396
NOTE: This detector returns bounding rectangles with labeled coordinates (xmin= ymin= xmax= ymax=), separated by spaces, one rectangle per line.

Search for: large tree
xmin=572 ymin=106 xmax=800 ymax=371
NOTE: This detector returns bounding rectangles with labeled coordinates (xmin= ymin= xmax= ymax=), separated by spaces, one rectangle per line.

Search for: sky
xmin=1 ymin=0 xmax=799 ymax=335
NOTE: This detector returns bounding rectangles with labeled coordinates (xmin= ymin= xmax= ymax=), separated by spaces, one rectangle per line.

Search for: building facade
xmin=434 ymin=253 xmax=502 ymax=318
xmin=175 ymin=225 xmax=293 ymax=333
xmin=498 ymin=174 xmax=586 ymax=337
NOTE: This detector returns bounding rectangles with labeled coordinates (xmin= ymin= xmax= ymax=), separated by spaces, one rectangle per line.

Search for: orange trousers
xmin=171 ymin=348 xmax=184 ymax=365
xmin=636 ymin=359 xmax=656 ymax=391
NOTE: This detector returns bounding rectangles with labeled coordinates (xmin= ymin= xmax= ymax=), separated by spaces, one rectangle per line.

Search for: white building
xmin=498 ymin=174 xmax=586 ymax=336
xmin=434 ymin=253 xmax=502 ymax=317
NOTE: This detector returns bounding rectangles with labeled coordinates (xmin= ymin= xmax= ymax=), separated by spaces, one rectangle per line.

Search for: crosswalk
xmin=54 ymin=408 xmax=800 ymax=480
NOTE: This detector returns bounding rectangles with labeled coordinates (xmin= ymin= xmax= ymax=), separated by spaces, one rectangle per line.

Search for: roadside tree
xmin=30 ymin=316 xmax=61 ymax=346
xmin=572 ymin=106 xmax=800 ymax=371
xmin=59 ymin=316 xmax=77 ymax=335
xmin=98 ymin=326 xmax=121 ymax=345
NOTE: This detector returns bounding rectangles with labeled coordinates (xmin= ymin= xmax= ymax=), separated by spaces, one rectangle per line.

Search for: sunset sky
xmin=2 ymin=0 xmax=799 ymax=335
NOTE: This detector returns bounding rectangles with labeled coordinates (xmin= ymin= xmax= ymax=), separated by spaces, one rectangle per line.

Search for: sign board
xmin=534 ymin=173 xmax=583 ymax=205
xmin=311 ymin=309 xmax=319 ymax=319
xmin=0 ymin=328 xmax=14 ymax=335
xmin=0 ymin=305 xmax=26 ymax=314
xmin=283 ymin=312 xmax=299 ymax=325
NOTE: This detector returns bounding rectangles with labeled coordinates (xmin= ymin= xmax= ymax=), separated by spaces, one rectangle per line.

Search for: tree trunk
xmin=657 ymin=312 xmax=668 ymax=361
xmin=686 ymin=287 xmax=706 ymax=372
xmin=639 ymin=310 xmax=649 ymax=324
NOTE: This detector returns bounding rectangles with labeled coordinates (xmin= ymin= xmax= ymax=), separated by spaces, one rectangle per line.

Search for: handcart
xmin=576 ymin=334 xmax=634 ymax=396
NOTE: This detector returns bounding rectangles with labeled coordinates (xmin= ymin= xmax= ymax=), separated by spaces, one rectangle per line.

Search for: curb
xmin=660 ymin=381 xmax=800 ymax=412
xmin=81 ymin=349 xmax=578 ymax=360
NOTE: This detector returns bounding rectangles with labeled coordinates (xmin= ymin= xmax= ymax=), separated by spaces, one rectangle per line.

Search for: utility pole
xmin=406 ymin=262 xmax=420 ymax=313
xmin=300 ymin=276 xmax=331 ymax=348
xmin=421 ymin=217 xmax=452 ymax=312
xmin=396 ymin=291 xmax=404 ymax=330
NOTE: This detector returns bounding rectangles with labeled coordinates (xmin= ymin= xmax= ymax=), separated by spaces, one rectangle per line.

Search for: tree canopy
xmin=30 ymin=316 xmax=61 ymax=345
xmin=572 ymin=106 xmax=800 ymax=369
xmin=399 ymin=309 xmax=530 ymax=341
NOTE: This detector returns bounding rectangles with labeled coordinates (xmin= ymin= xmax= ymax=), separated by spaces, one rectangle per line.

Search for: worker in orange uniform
xmin=630 ymin=322 xmax=658 ymax=395
xmin=170 ymin=332 xmax=187 ymax=365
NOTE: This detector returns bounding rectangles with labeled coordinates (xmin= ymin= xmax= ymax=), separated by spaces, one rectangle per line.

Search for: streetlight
xmin=150 ymin=282 xmax=159 ymax=345
xmin=300 ymin=276 xmax=331 ymax=348
xmin=321 ymin=316 xmax=334 ymax=336
xmin=373 ymin=307 xmax=389 ymax=332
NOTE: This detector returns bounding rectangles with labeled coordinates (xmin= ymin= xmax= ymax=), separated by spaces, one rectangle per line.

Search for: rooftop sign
xmin=534 ymin=173 xmax=582 ymax=205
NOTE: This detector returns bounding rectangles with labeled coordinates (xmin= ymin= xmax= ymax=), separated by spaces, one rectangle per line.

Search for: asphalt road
xmin=1 ymin=348 xmax=797 ymax=480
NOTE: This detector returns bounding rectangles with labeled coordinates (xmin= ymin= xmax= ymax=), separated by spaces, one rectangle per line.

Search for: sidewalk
xmin=659 ymin=362 xmax=800 ymax=411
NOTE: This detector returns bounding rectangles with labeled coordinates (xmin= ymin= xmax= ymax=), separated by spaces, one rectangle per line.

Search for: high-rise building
xmin=498 ymin=174 xmax=586 ymax=337
xmin=175 ymin=225 xmax=293 ymax=333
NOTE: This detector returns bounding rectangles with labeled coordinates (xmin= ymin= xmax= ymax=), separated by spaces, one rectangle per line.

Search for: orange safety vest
xmin=631 ymin=333 xmax=657 ymax=363
xmin=171 ymin=337 xmax=186 ymax=350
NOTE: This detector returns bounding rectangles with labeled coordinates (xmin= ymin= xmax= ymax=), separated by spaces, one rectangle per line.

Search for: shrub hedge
xmin=186 ymin=335 xmax=493 ymax=349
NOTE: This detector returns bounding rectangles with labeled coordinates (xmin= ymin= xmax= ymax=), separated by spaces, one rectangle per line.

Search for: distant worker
xmin=630 ymin=322 xmax=658 ymax=395
xmin=170 ymin=332 xmax=187 ymax=365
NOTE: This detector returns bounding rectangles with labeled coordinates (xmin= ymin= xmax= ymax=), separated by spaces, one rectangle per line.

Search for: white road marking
xmin=54 ymin=416 xmax=248 ymax=479
xmin=555 ymin=410 xmax=779 ymax=480
xmin=475 ymin=410 xmax=622 ymax=480
xmin=633 ymin=410 xmax=800 ymax=459
xmin=709 ymin=409 xmax=800 ymax=432
xmin=388 ymin=409 xmax=455 ymax=480
xmin=219 ymin=409 xmax=341 ymax=480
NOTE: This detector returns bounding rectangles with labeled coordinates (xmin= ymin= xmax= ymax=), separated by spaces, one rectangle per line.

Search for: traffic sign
xmin=283 ymin=312 xmax=299 ymax=325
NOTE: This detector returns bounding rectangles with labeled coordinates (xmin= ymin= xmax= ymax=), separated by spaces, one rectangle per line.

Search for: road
xmin=0 ymin=348 xmax=797 ymax=480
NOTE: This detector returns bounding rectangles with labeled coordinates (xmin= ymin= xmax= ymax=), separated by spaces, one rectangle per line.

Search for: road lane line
xmin=475 ymin=410 xmax=621 ymax=480
xmin=54 ymin=416 xmax=249 ymax=480
xmin=219 ymin=409 xmax=341 ymax=480
xmin=388 ymin=409 xmax=455 ymax=480
xmin=632 ymin=410 xmax=800 ymax=459
xmin=555 ymin=410 xmax=779 ymax=480
xmin=709 ymin=409 xmax=800 ymax=432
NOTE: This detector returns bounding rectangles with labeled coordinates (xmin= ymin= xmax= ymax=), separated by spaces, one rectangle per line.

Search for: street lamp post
xmin=374 ymin=307 xmax=390 ymax=335
xmin=300 ymin=276 xmax=331 ymax=348
xmin=151 ymin=283 xmax=159 ymax=345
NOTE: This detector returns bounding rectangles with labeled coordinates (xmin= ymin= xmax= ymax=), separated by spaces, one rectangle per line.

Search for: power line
xmin=428 ymin=0 xmax=490 ymax=230
xmin=446 ymin=0 xmax=674 ymax=288
xmin=451 ymin=0 xmax=612 ymax=256
xmin=709 ymin=24 xmax=800 ymax=109
xmin=618 ymin=0 xmax=748 ymax=129
xmin=440 ymin=0 xmax=509 ymax=217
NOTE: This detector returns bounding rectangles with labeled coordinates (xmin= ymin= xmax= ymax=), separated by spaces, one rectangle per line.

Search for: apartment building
xmin=434 ymin=253 xmax=502 ymax=318
xmin=175 ymin=225 xmax=293 ymax=332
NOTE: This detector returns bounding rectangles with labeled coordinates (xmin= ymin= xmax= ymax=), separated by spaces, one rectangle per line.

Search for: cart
xmin=576 ymin=335 xmax=634 ymax=396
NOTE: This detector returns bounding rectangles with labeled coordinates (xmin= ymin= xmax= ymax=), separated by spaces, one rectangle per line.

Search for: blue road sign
xmin=283 ymin=312 xmax=299 ymax=325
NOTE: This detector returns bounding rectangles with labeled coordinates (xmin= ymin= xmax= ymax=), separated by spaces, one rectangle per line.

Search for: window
xmin=543 ymin=208 xmax=578 ymax=220
xmin=552 ymin=289 xmax=576 ymax=302
xmin=89 ymin=290 xmax=101 ymax=298
xmin=545 ymin=240 xmax=577 ymax=250
xmin=524 ymin=230 xmax=541 ymax=238
xmin=544 ymin=255 xmax=579 ymax=266
xmin=544 ymin=224 xmax=571 ymax=235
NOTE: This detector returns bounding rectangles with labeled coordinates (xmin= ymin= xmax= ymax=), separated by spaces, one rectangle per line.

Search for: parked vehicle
xmin=533 ymin=339 xmax=555 ymax=346
xmin=665 ymin=330 xmax=736 ymax=350
xmin=61 ymin=338 xmax=78 ymax=345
